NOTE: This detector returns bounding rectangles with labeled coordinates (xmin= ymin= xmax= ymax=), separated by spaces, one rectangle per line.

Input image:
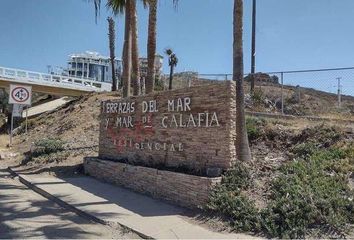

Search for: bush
xmin=251 ymin=89 xmax=264 ymax=106
xmin=246 ymin=117 xmax=265 ymax=142
xmin=261 ymin=148 xmax=354 ymax=238
xmin=209 ymin=189 xmax=260 ymax=232
xmin=292 ymin=125 xmax=342 ymax=148
xmin=32 ymin=138 xmax=65 ymax=157
xmin=290 ymin=142 xmax=318 ymax=158
xmin=209 ymin=147 xmax=354 ymax=238
xmin=220 ymin=164 xmax=252 ymax=191
xmin=208 ymin=164 xmax=260 ymax=232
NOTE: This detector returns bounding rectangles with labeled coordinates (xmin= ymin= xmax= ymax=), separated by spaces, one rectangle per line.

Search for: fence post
xmin=337 ymin=77 xmax=342 ymax=108
xmin=296 ymin=85 xmax=301 ymax=103
xmin=281 ymin=72 xmax=284 ymax=115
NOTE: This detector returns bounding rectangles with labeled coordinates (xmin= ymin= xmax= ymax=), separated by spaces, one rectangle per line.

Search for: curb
xmin=7 ymin=167 xmax=153 ymax=239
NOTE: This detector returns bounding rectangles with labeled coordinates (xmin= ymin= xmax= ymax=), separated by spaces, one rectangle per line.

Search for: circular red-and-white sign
xmin=11 ymin=87 xmax=30 ymax=103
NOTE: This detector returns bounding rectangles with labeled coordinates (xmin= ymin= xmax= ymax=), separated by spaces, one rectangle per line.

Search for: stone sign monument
xmin=85 ymin=81 xmax=236 ymax=208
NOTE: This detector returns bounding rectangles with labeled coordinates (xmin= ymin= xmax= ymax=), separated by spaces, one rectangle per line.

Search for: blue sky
xmin=1 ymin=0 xmax=354 ymax=77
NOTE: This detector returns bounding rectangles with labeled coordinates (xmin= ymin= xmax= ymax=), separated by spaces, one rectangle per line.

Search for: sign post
xmin=8 ymin=84 xmax=32 ymax=146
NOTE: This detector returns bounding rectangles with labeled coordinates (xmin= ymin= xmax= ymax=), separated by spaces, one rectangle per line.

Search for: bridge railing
xmin=0 ymin=66 xmax=112 ymax=92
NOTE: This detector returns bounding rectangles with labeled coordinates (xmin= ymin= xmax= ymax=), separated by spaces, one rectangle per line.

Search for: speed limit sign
xmin=9 ymin=84 xmax=32 ymax=105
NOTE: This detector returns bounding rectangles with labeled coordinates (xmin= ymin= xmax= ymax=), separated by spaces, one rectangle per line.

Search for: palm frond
xmin=173 ymin=0 xmax=178 ymax=9
xmin=106 ymin=0 xmax=126 ymax=15
xmin=90 ymin=0 xmax=101 ymax=23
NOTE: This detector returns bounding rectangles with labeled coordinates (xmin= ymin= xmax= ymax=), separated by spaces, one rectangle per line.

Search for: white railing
xmin=0 ymin=66 xmax=112 ymax=92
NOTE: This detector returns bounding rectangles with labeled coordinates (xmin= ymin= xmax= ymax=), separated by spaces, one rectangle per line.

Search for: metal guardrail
xmin=0 ymin=66 xmax=112 ymax=92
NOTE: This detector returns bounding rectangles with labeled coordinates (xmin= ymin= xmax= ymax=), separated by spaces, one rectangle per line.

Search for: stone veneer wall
xmin=99 ymin=81 xmax=237 ymax=173
xmin=84 ymin=158 xmax=221 ymax=208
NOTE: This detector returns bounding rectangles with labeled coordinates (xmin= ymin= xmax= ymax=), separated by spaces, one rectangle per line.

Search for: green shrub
xmin=261 ymin=148 xmax=354 ymax=238
xmin=220 ymin=164 xmax=252 ymax=191
xmin=246 ymin=117 xmax=265 ymax=142
xmin=251 ymin=89 xmax=264 ymax=106
xmin=208 ymin=164 xmax=260 ymax=232
xmin=293 ymin=125 xmax=341 ymax=148
xmin=291 ymin=142 xmax=318 ymax=158
xmin=209 ymin=189 xmax=260 ymax=232
xmin=32 ymin=138 xmax=65 ymax=157
xmin=209 ymin=146 xmax=354 ymax=238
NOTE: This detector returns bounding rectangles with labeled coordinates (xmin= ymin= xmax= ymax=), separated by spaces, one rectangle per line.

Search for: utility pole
xmin=337 ymin=77 xmax=342 ymax=108
xmin=250 ymin=0 xmax=256 ymax=93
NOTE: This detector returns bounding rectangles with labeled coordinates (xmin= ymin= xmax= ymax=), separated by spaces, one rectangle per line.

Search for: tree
xmin=234 ymin=0 xmax=252 ymax=161
xmin=145 ymin=0 xmax=157 ymax=93
xmin=95 ymin=0 xmax=134 ymax=97
xmin=131 ymin=0 xmax=141 ymax=96
xmin=106 ymin=0 xmax=140 ymax=97
xmin=165 ymin=48 xmax=178 ymax=90
xmin=106 ymin=0 xmax=132 ymax=97
xmin=121 ymin=0 xmax=132 ymax=97
xmin=107 ymin=17 xmax=118 ymax=91
xmin=144 ymin=0 xmax=178 ymax=93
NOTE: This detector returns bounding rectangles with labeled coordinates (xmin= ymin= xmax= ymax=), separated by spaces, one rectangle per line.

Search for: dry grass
xmin=0 ymin=134 xmax=9 ymax=149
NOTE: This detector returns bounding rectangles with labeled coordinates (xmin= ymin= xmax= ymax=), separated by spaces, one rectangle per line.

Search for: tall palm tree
xmin=107 ymin=17 xmax=118 ymax=91
xmin=144 ymin=0 xmax=178 ymax=94
xmin=122 ymin=0 xmax=132 ymax=97
xmin=130 ymin=0 xmax=141 ymax=96
xmin=95 ymin=0 xmax=137 ymax=97
xmin=234 ymin=0 xmax=252 ymax=161
xmin=145 ymin=0 xmax=157 ymax=94
xmin=107 ymin=0 xmax=140 ymax=97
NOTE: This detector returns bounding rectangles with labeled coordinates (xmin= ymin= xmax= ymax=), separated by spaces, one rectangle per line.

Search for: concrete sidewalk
xmin=10 ymin=170 xmax=259 ymax=239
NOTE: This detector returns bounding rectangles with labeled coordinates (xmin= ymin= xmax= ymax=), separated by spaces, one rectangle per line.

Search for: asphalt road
xmin=0 ymin=168 xmax=136 ymax=239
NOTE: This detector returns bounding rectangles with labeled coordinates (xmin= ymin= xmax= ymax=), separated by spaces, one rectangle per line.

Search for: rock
xmin=206 ymin=167 xmax=222 ymax=177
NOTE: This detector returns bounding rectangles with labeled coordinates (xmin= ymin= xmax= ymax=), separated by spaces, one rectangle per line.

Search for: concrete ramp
xmin=22 ymin=97 xmax=74 ymax=118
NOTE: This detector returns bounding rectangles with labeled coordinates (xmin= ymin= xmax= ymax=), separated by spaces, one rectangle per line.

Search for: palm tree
xmin=144 ymin=0 xmax=178 ymax=94
xmin=106 ymin=0 xmax=132 ymax=97
xmin=145 ymin=0 xmax=157 ymax=93
xmin=107 ymin=17 xmax=118 ymax=91
xmin=165 ymin=48 xmax=178 ymax=90
xmin=95 ymin=0 xmax=136 ymax=97
xmin=131 ymin=0 xmax=141 ymax=96
xmin=234 ymin=0 xmax=252 ymax=161
xmin=107 ymin=0 xmax=140 ymax=97
xmin=122 ymin=0 xmax=132 ymax=97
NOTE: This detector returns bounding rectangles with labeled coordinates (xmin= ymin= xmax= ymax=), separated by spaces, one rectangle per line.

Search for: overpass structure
xmin=0 ymin=66 xmax=112 ymax=96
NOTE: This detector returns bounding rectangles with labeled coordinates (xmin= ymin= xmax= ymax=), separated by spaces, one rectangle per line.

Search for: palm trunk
xmin=131 ymin=0 xmax=140 ymax=96
xmin=146 ymin=0 xmax=157 ymax=94
xmin=108 ymin=17 xmax=117 ymax=92
xmin=122 ymin=0 xmax=132 ymax=98
xmin=234 ymin=0 xmax=251 ymax=161
xmin=169 ymin=64 xmax=174 ymax=90
xmin=250 ymin=0 xmax=256 ymax=94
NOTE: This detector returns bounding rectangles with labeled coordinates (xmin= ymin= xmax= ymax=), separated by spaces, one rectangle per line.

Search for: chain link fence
xmin=165 ymin=67 xmax=354 ymax=119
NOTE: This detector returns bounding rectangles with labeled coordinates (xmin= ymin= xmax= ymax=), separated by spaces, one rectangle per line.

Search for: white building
xmin=67 ymin=51 xmax=122 ymax=83
xmin=67 ymin=51 xmax=163 ymax=85
xmin=139 ymin=55 xmax=164 ymax=81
